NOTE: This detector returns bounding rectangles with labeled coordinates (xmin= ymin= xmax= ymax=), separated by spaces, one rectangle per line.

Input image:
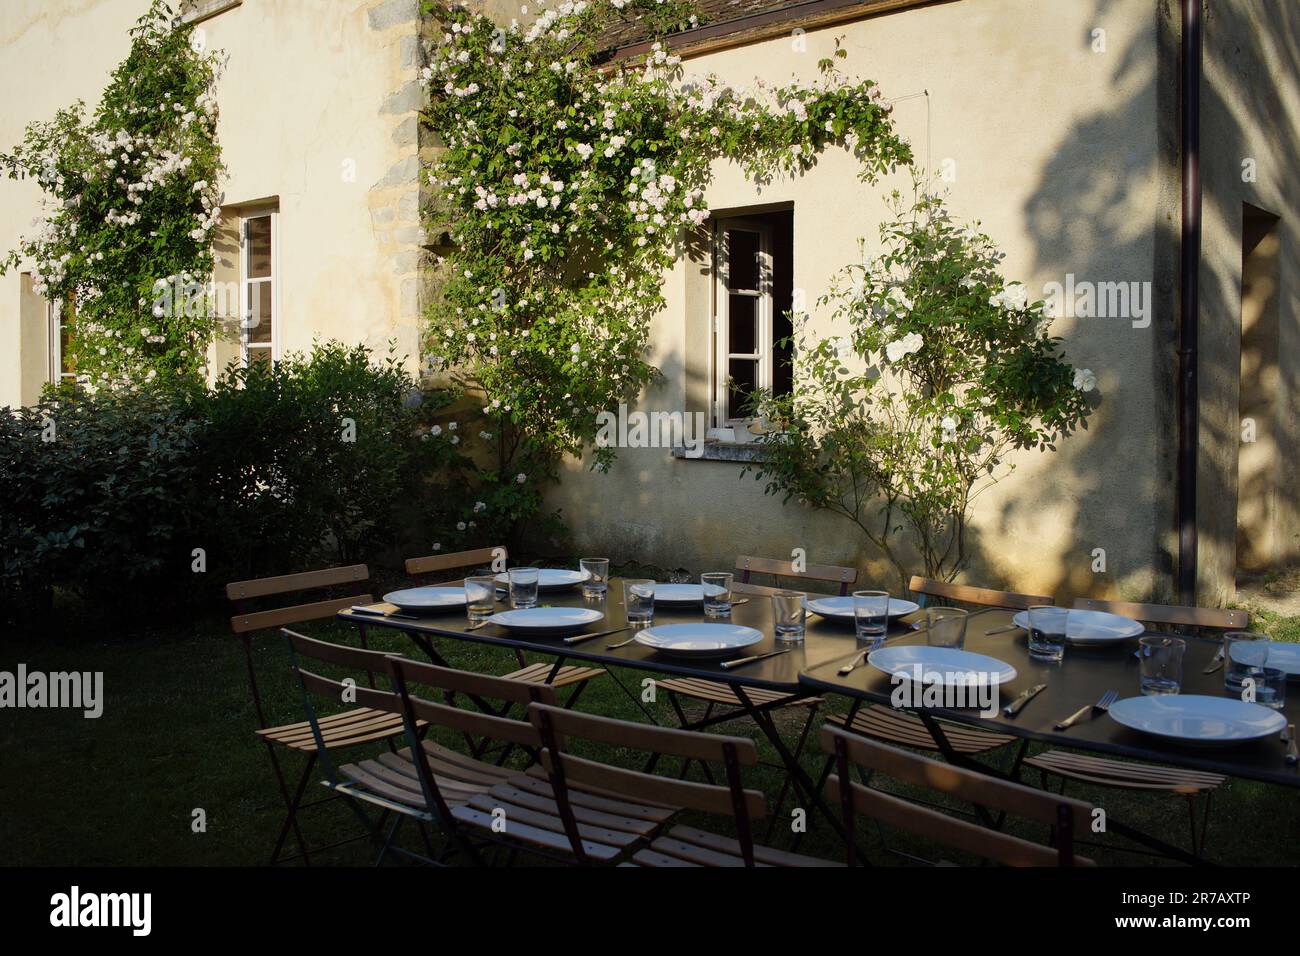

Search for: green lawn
xmin=4 ymin=597 xmax=1299 ymax=867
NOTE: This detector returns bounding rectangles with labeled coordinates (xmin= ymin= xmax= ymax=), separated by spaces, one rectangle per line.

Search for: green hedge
xmin=0 ymin=343 xmax=480 ymax=614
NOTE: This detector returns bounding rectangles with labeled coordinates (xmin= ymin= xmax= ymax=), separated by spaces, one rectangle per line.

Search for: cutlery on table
xmin=1202 ymin=646 xmax=1226 ymax=675
xmin=563 ymin=626 xmax=631 ymax=646
xmin=984 ymin=623 xmax=1022 ymax=636
xmin=1003 ymin=683 xmax=1047 ymax=717
xmin=838 ymin=650 xmax=870 ymax=676
xmin=465 ymin=620 xmax=492 ymax=631
xmin=1055 ymin=690 xmax=1117 ymax=731
xmin=720 ymin=648 xmax=792 ymax=671
xmin=729 ymin=598 xmax=750 ymax=606
xmin=351 ymin=605 xmax=419 ymax=621
xmin=1285 ymin=724 xmax=1298 ymax=766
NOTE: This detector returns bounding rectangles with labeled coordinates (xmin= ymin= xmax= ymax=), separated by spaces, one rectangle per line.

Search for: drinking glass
xmin=1258 ymin=668 xmax=1288 ymax=710
xmin=1138 ymin=636 xmax=1185 ymax=695
xmin=1026 ymin=605 xmax=1068 ymax=662
xmin=771 ymin=591 xmax=806 ymax=643
xmin=853 ymin=590 xmax=890 ymax=648
xmin=1224 ymin=631 xmax=1270 ymax=698
xmin=464 ymin=575 xmax=497 ymax=623
xmin=925 ymin=606 xmax=969 ymax=650
xmin=624 ymin=579 xmax=655 ymax=624
xmin=701 ymin=572 xmax=733 ymax=618
xmin=579 ymin=557 xmax=609 ymax=598
xmin=508 ymin=566 xmax=539 ymax=609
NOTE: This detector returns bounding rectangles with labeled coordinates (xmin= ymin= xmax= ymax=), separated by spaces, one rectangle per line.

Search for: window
xmin=49 ymin=292 xmax=77 ymax=384
xmin=712 ymin=210 xmax=793 ymax=429
xmin=240 ymin=210 xmax=277 ymax=368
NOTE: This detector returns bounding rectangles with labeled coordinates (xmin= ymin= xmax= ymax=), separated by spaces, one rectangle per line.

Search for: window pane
xmin=727 ymin=229 xmax=759 ymax=290
xmin=247 ymin=216 xmax=272 ymax=278
xmin=246 ymin=282 xmax=272 ymax=343
xmin=728 ymin=294 xmax=757 ymax=355
xmin=727 ymin=358 xmax=758 ymax=420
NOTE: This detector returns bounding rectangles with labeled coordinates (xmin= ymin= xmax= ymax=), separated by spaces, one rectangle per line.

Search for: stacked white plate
xmin=1107 ymin=695 xmax=1287 ymax=747
xmin=1010 ymin=609 xmax=1144 ymax=646
xmin=653 ymin=583 xmax=728 ymax=606
xmin=807 ymin=596 xmax=920 ymax=622
xmin=382 ymin=587 xmax=468 ymax=613
xmin=494 ymin=568 xmax=590 ymax=591
xmin=634 ymin=623 xmax=764 ymax=659
xmin=486 ymin=607 xmax=604 ymax=635
xmin=867 ymin=645 xmax=1017 ymax=688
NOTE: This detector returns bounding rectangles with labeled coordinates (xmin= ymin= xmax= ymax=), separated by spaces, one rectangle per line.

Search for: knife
xmin=1286 ymin=724 xmax=1298 ymax=766
xmin=563 ymin=625 xmax=631 ymax=645
xmin=720 ymin=648 xmax=792 ymax=670
xmin=1003 ymin=683 xmax=1046 ymax=717
xmin=1202 ymin=646 xmax=1226 ymax=675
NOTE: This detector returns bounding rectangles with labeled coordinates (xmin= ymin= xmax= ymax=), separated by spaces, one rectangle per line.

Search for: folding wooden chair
xmin=822 ymin=725 xmax=1095 ymax=866
xmin=385 ymin=656 xmax=678 ymax=864
xmin=226 ymin=564 xmax=410 ymax=865
xmin=1021 ymin=599 xmax=1237 ymax=858
xmin=405 ymin=545 xmax=605 ymax=700
xmin=527 ymin=702 xmax=838 ymax=866
xmin=821 ymin=575 xmax=1045 ymax=770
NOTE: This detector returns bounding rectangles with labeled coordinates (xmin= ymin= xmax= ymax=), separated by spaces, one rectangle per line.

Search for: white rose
xmin=1072 ymin=368 xmax=1097 ymax=392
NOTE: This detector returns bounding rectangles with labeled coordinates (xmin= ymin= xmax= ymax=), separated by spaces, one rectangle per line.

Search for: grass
xmin=4 ymin=591 xmax=1299 ymax=867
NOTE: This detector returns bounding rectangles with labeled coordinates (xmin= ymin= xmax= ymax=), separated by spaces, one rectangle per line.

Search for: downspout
xmin=1176 ymin=0 xmax=1202 ymax=605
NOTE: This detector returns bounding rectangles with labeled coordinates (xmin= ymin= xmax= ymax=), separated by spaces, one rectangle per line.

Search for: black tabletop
xmin=339 ymin=577 xmax=928 ymax=693
xmin=799 ymin=607 xmax=1300 ymax=789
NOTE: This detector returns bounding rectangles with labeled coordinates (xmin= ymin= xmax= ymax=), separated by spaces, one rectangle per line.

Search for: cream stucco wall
xmin=545 ymin=0 xmax=1182 ymax=601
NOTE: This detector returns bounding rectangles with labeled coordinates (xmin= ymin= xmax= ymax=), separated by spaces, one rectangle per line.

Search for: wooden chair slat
xmin=543 ymin=751 xmax=766 ymax=820
xmin=827 ymin=776 xmax=1094 ymax=867
xmin=730 ymin=580 xmax=803 ymax=596
xmin=405 ymin=545 xmax=503 ymax=577
xmin=528 ymin=704 xmax=759 ymax=764
xmin=1071 ymin=598 xmax=1247 ymax=630
xmin=735 ymin=554 xmax=857 ymax=585
xmin=1024 ymin=751 xmax=1224 ymax=793
xmin=464 ymin=792 xmax=645 ymax=848
xmin=449 ymin=805 xmax=624 ymax=860
xmin=909 ymin=575 xmax=1052 ymax=609
xmin=666 ymin=825 xmax=839 ymax=867
xmin=389 ymin=657 xmax=559 ymax=708
xmin=404 ymin=694 xmax=543 ymax=749
xmin=283 ymin=628 xmax=397 ymax=673
xmin=225 ymin=564 xmax=369 ymax=600
xmin=231 ymin=594 xmax=371 ymax=634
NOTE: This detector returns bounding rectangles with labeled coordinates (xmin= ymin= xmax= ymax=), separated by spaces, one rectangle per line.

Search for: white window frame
xmin=240 ymin=210 xmax=278 ymax=368
xmin=48 ymin=296 xmax=77 ymax=385
xmin=712 ymin=216 xmax=774 ymax=430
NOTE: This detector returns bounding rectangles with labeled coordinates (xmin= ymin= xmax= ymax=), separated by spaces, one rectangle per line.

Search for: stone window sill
xmin=182 ymin=0 xmax=241 ymax=24
xmin=671 ymin=440 xmax=771 ymax=463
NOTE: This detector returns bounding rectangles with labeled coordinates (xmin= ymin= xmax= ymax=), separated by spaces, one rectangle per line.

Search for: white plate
xmin=382 ymin=587 xmax=468 ymax=613
xmin=1011 ymin=609 xmax=1144 ymax=645
xmin=494 ymin=568 xmax=591 ymax=591
xmin=807 ymin=596 xmax=920 ymax=621
xmin=1264 ymin=642 xmax=1300 ymax=680
xmin=1107 ymin=694 xmax=1287 ymax=747
xmin=867 ymin=645 xmax=1017 ymax=688
xmin=653 ymin=583 xmax=728 ymax=605
xmin=634 ymin=623 xmax=764 ymax=659
xmin=486 ymin=607 xmax=604 ymax=635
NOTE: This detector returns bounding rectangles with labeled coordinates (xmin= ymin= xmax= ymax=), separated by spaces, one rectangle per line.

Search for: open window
xmin=712 ymin=210 xmax=793 ymax=433
xmin=49 ymin=291 xmax=77 ymax=385
xmin=240 ymin=209 xmax=277 ymax=368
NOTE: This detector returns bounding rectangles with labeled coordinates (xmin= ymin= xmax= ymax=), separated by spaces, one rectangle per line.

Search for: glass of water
xmin=579 ymin=557 xmax=609 ymax=598
xmin=1138 ymin=636 xmax=1185 ymax=695
xmin=925 ymin=606 xmax=969 ymax=649
xmin=464 ymin=575 xmax=497 ymax=623
xmin=1224 ymin=631 xmax=1270 ymax=698
xmin=853 ymin=590 xmax=890 ymax=648
xmin=701 ymin=572 xmax=733 ymax=618
xmin=1257 ymin=668 xmax=1287 ymax=710
xmin=624 ymin=579 xmax=655 ymax=624
xmin=508 ymin=566 xmax=540 ymax=609
xmin=771 ymin=591 xmax=806 ymax=643
xmin=1026 ymin=605 xmax=1068 ymax=662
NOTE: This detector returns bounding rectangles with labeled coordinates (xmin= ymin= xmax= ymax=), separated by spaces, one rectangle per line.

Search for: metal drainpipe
xmin=1176 ymin=0 xmax=1203 ymax=605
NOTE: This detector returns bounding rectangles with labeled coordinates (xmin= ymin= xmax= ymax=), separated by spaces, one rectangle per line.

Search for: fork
xmin=1055 ymin=690 xmax=1117 ymax=731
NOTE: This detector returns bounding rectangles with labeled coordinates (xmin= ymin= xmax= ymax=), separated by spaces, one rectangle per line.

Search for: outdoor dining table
xmin=337 ymin=577 xmax=924 ymax=855
xmin=799 ymin=606 xmax=1300 ymax=864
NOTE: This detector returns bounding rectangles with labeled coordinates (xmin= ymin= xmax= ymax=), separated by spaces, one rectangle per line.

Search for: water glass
xmin=1257 ymin=668 xmax=1288 ymax=710
xmin=1138 ymin=636 xmax=1185 ymax=695
xmin=1224 ymin=631 xmax=1270 ymax=698
xmin=771 ymin=591 xmax=807 ymax=642
xmin=1026 ymin=605 xmax=1068 ymax=662
xmin=853 ymin=590 xmax=890 ymax=648
xmin=925 ymin=606 xmax=969 ymax=650
xmin=579 ymin=557 xmax=609 ymax=598
xmin=508 ymin=566 xmax=540 ymax=609
xmin=624 ymin=579 xmax=655 ymax=624
xmin=701 ymin=572 xmax=733 ymax=618
xmin=464 ymin=575 xmax=497 ymax=623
